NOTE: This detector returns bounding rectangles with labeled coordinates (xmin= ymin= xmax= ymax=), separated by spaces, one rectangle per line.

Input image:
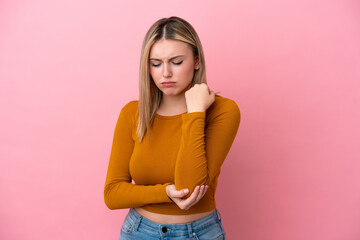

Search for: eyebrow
xmin=149 ymin=55 xmax=184 ymax=61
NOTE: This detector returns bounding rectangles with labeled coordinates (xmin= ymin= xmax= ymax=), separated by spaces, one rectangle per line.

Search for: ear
xmin=194 ymin=55 xmax=200 ymax=70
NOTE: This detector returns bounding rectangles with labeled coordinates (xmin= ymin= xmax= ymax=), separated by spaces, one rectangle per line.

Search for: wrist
xmin=166 ymin=184 xmax=174 ymax=202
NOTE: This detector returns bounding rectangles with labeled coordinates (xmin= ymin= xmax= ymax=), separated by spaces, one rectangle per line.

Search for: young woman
xmin=104 ymin=16 xmax=241 ymax=240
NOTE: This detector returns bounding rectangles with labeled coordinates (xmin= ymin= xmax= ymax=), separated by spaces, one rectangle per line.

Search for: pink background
xmin=1 ymin=0 xmax=359 ymax=239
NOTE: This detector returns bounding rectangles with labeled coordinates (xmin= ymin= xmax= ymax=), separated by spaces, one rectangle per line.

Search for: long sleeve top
xmin=104 ymin=95 xmax=241 ymax=215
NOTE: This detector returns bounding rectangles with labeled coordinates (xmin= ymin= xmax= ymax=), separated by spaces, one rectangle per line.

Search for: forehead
xmin=149 ymin=39 xmax=192 ymax=59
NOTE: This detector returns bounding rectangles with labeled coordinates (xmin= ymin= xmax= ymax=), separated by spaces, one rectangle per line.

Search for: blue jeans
xmin=119 ymin=208 xmax=226 ymax=240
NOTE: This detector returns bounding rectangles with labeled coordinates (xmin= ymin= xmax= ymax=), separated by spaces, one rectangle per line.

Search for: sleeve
xmin=104 ymin=104 xmax=173 ymax=210
xmin=174 ymin=100 xmax=241 ymax=197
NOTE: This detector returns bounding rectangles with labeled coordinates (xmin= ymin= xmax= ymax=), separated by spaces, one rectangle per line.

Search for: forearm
xmin=174 ymin=112 xmax=208 ymax=195
xmin=174 ymin=100 xmax=241 ymax=197
xmin=104 ymin=181 xmax=173 ymax=210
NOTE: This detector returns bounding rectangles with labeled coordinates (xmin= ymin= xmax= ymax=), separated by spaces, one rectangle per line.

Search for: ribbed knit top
xmin=104 ymin=95 xmax=241 ymax=215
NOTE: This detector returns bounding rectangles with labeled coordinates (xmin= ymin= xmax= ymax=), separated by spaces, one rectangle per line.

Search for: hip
xmin=134 ymin=207 xmax=215 ymax=224
xmin=119 ymin=208 xmax=225 ymax=240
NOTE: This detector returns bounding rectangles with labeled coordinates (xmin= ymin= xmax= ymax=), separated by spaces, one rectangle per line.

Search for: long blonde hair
xmin=137 ymin=16 xmax=207 ymax=142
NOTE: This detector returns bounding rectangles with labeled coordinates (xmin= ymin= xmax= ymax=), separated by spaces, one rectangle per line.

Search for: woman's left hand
xmin=167 ymin=184 xmax=209 ymax=210
xmin=185 ymin=83 xmax=215 ymax=113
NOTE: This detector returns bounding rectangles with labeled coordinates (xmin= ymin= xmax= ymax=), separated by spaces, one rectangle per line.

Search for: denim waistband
xmin=127 ymin=208 xmax=222 ymax=233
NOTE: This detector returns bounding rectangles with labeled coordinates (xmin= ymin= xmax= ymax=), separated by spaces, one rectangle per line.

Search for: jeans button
xmin=162 ymin=226 xmax=167 ymax=233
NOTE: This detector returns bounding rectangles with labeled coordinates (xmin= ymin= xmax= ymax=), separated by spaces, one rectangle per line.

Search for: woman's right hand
xmin=166 ymin=184 xmax=209 ymax=210
xmin=185 ymin=83 xmax=215 ymax=113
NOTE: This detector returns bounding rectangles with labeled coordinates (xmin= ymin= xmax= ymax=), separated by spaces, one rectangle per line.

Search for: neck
xmin=158 ymin=93 xmax=188 ymax=114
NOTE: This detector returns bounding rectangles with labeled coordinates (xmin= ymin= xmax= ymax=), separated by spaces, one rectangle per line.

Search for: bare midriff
xmin=134 ymin=207 xmax=215 ymax=224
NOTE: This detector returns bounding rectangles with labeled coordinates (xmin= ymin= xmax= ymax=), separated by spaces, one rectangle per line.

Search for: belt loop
xmin=133 ymin=214 xmax=143 ymax=231
xmin=187 ymin=223 xmax=195 ymax=239
xmin=215 ymin=208 xmax=222 ymax=222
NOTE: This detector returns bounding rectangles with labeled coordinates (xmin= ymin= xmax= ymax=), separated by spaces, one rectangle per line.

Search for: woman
xmin=104 ymin=16 xmax=241 ymax=240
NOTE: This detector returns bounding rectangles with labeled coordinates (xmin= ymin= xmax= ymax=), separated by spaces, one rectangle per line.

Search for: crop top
xmin=104 ymin=95 xmax=241 ymax=215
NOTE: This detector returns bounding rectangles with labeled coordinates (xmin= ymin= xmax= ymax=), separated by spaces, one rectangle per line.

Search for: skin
xmin=135 ymin=39 xmax=216 ymax=223
xmin=150 ymin=38 xmax=202 ymax=115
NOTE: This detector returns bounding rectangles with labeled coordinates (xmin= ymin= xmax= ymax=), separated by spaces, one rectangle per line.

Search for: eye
xmin=151 ymin=62 xmax=161 ymax=67
xmin=173 ymin=60 xmax=183 ymax=65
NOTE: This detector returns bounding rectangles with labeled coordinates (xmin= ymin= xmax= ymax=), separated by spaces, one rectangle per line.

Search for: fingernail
xmin=184 ymin=189 xmax=189 ymax=194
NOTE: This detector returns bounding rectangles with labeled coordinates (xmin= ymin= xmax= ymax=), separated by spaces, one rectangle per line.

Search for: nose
xmin=162 ymin=62 xmax=172 ymax=78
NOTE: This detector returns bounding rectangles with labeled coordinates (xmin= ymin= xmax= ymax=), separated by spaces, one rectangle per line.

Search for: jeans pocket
xmin=195 ymin=221 xmax=225 ymax=240
xmin=120 ymin=215 xmax=134 ymax=235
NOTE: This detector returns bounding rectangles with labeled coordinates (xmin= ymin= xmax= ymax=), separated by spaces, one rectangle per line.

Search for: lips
xmin=161 ymin=82 xmax=176 ymax=87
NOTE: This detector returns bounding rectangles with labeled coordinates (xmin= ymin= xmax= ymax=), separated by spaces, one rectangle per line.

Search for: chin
xmin=162 ymin=91 xmax=179 ymax=96
xmin=160 ymin=88 xmax=178 ymax=95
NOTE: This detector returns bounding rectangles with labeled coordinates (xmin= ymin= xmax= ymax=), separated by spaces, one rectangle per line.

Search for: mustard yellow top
xmin=104 ymin=95 xmax=241 ymax=215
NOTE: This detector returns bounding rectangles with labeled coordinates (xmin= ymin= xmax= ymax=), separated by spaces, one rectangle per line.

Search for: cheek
xmin=149 ymin=67 xmax=161 ymax=81
xmin=176 ymin=64 xmax=195 ymax=79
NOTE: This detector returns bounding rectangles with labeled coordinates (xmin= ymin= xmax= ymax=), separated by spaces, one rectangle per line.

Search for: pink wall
xmin=1 ymin=0 xmax=359 ymax=239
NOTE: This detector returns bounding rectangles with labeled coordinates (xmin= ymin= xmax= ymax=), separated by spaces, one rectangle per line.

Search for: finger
xmin=171 ymin=188 xmax=189 ymax=198
xmin=185 ymin=186 xmax=200 ymax=202
xmin=198 ymin=185 xmax=209 ymax=200
xmin=202 ymin=185 xmax=209 ymax=197
xmin=194 ymin=186 xmax=203 ymax=202
xmin=192 ymin=185 xmax=207 ymax=208
xmin=195 ymin=185 xmax=207 ymax=202
xmin=179 ymin=186 xmax=200 ymax=209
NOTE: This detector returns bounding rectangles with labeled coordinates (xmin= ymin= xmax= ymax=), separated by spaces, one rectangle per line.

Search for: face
xmin=149 ymin=39 xmax=199 ymax=97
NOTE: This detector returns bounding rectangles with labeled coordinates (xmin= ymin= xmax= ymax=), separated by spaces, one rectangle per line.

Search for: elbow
xmin=104 ymin=184 xmax=131 ymax=210
xmin=104 ymin=190 xmax=114 ymax=210
xmin=191 ymin=175 xmax=208 ymax=190
xmin=175 ymin=174 xmax=208 ymax=197
xmin=104 ymin=195 xmax=116 ymax=210
xmin=103 ymin=186 xmax=119 ymax=210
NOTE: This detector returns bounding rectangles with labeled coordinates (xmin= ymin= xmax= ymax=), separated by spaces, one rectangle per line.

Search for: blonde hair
xmin=137 ymin=16 xmax=207 ymax=142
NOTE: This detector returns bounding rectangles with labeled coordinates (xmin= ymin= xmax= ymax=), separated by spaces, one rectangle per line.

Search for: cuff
xmin=163 ymin=182 xmax=174 ymax=203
